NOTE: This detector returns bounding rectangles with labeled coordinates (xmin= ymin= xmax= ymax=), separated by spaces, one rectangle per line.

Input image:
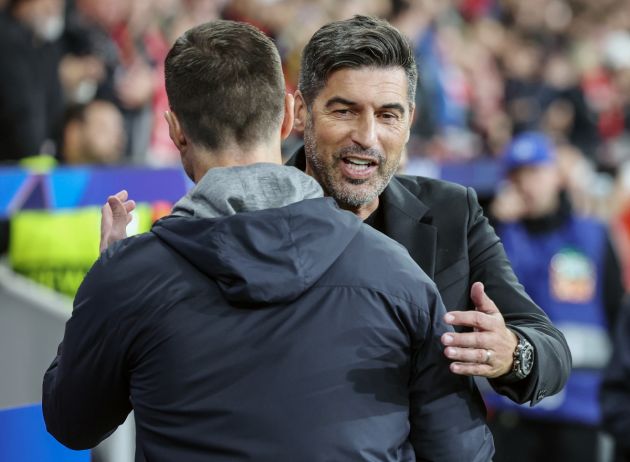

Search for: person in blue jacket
xmin=487 ymin=131 xmax=624 ymax=462
xmin=42 ymin=20 xmax=493 ymax=462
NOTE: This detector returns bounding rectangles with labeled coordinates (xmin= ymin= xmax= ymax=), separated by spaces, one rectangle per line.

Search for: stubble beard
xmin=303 ymin=120 xmax=398 ymax=210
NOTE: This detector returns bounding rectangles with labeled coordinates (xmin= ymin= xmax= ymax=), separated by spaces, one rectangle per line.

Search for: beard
xmin=303 ymin=119 xmax=399 ymax=210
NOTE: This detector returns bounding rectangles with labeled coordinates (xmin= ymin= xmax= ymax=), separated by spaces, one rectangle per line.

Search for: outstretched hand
xmin=441 ymin=282 xmax=519 ymax=378
xmin=100 ymin=190 xmax=136 ymax=253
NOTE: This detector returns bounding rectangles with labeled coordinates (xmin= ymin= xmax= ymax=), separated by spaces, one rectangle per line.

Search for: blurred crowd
xmin=0 ymin=1 xmax=627 ymax=158
xmin=5 ymin=0 xmax=630 ymax=277
xmin=1 ymin=0 xmax=630 ymax=168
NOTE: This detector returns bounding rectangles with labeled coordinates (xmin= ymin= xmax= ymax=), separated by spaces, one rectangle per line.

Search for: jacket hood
xmin=152 ymin=164 xmax=360 ymax=305
xmin=171 ymin=163 xmax=323 ymax=219
xmin=152 ymin=198 xmax=362 ymax=305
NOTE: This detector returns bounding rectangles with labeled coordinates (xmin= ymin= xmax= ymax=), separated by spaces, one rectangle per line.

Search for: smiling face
xmin=296 ymin=66 xmax=414 ymax=218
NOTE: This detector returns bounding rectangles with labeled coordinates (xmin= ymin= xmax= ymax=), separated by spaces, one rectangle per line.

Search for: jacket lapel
xmin=286 ymin=148 xmax=438 ymax=277
xmin=380 ymin=177 xmax=438 ymax=279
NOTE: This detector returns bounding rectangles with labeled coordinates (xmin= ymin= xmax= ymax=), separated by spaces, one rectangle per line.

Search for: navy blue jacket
xmin=43 ymin=197 xmax=493 ymax=461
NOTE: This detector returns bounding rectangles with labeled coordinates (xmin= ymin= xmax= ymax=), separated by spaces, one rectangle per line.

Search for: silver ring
xmin=485 ymin=349 xmax=492 ymax=364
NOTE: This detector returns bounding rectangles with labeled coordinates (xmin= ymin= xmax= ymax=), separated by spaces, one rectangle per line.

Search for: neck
xmin=190 ymin=139 xmax=283 ymax=183
xmin=348 ymin=198 xmax=380 ymax=221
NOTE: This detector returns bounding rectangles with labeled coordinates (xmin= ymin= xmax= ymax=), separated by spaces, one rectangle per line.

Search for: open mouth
xmin=340 ymin=156 xmax=379 ymax=178
xmin=342 ymin=156 xmax=379 ymax=170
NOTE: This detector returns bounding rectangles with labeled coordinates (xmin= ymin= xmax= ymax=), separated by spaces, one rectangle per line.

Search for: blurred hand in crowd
xmin=115 ymin=60 xmax=156 ymax=110
xmin=59 ymin=55 xmax=105 ymax=102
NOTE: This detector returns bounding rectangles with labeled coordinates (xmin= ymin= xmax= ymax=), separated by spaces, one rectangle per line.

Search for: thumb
xmin=470 ymin=282 xmax=499 ymax=315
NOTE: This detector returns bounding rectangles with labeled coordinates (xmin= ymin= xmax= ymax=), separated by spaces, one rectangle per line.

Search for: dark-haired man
xmin=43 ymin=20 xmax=493 ymax=461
xmin=287 ymin=15 xmax=570 ymax=406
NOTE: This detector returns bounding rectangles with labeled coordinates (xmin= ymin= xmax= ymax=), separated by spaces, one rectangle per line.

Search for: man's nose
xmin=350 ymin=113 xmax=378 ymax=149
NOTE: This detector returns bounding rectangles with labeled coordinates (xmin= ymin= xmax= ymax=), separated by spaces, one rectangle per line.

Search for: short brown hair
xmin=165 ymin=20 xmax=285 ymax=150
xmin=298 ymin=15 xmax=417 ymax=108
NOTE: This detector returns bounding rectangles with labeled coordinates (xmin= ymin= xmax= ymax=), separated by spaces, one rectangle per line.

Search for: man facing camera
xmin=43 ymin=20 xmax=493 ymax=462
xmin=287 ymin=15 xmax=571 ymax=406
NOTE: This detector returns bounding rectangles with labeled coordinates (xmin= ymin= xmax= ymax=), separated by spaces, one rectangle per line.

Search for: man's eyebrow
xmin=381 ymin=103 xmax=406 ymax=115
xmin=324 ymin=97 xmax=406 ymax=115
xmin=324 ymin=97 xmax=356 ymax=108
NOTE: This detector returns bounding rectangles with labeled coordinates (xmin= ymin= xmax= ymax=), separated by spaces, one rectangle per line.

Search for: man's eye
xmin=380 ymin=112 xmax=399 ymax=120
xmin=334 ymin=109 xmax=351 ymax=115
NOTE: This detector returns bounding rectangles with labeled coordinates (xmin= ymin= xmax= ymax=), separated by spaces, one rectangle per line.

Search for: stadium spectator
xmin=0 ymin=0 xmax=65 ymax=161
xmin=60 ymin=99 xmax=125 ymax=165
xmin=487 ymin=131 xmax=624 ymax=462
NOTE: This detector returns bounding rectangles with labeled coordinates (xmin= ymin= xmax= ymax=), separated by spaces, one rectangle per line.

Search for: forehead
xmin=316 ymin=67 xmax=409 ymax=106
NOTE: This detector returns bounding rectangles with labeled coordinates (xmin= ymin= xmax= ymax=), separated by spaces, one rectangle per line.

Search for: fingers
xmin=113 ymin=190 xmax=136 ymax=214
xmin=444 ymin=310 xmax=497 ymax=331
xmin=100 ymin=202 xmax=113 ymax=253
xmin=113 ymin=190 xmax=128 ymax=202
xmin=470 ymin=282 xmax=500 ymax=315
xmin=442 ymin=331 xmax=493 ymax=349
xmin=444 ymin=345 xmax=489 ymax=364
xmin=442 ymin=327 xmax=520 ymax=378
xmin=124 ymin=199 xmax=136 ymax=213
xmin=449 ymin=362 xmax=494 ymax=376
xmin=100 ymin=191 xmax=135 ymax=253
xmin=107 ymin=196 xmax=127 ymax=221
xmin=446 ymin=345 xmax=503 ymax=378
xmin=101 ymin=202 xmax=112 ymax=229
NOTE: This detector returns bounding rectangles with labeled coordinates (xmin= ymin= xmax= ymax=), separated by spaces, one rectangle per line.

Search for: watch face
xmin=520 ymin=343 xmax=534 ymax=375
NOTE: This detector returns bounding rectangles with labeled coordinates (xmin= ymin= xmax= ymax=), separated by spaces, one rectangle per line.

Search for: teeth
xmin=346 ymin=158 xmax=371 ymax=165
xmin=347 ymin=163 xmax=369 ymax=171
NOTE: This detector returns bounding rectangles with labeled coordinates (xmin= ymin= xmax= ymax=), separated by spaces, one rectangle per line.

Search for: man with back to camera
xmin=103 ymin=14 xmax=572 ymax=408
xmin=43 ymin=20 xmax=494 ymax=461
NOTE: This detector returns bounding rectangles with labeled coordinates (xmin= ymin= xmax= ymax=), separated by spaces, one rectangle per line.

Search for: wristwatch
xmin=501 ymin=333 xmax=535 ymax=382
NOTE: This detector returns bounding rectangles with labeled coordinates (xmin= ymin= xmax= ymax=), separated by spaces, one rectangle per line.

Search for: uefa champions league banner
xmin=0 ymin=161 xmax=497 ymax=297
xmin=0 ymin=166 xmax=193 ymax=297
xmin=0 ymin=166 xmax=192 ymax=217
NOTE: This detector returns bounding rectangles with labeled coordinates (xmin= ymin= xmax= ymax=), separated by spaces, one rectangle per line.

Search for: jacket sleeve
xmin=409 ymin=285 xmax=494 ymax=462
xmin=42 ymin=256 xmax=133 ymax=450
xmin=600 ymin=299 xmax=630 ymax=461
xmin=466 ymin=187 xmax=572 ymax=405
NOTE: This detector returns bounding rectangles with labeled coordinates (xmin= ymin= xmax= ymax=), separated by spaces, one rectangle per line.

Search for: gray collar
xmin=172 ymin=163 xmax=324 ymax=219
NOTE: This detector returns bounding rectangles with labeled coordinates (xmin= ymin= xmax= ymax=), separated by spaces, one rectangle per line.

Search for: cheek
xmin=310 ymin=124 xmax=345 ymax=156
xmin=317 ymin=120 xmax=349 ymax=145
xmin=381 ymin=132 xmax=407 ymax=161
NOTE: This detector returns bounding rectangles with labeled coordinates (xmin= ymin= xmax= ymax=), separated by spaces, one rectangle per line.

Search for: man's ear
xmin=293 ymin=90 xmax=308 ymax=133
xmin=164 ymin=111 xmax=187 ymax=152
xmin=280 ymin=93 xmax=295 ymax=140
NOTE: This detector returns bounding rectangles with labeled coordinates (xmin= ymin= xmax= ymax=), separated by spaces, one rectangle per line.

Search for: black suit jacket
xmin=287 ymin=148 xmax=571 ymax=405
